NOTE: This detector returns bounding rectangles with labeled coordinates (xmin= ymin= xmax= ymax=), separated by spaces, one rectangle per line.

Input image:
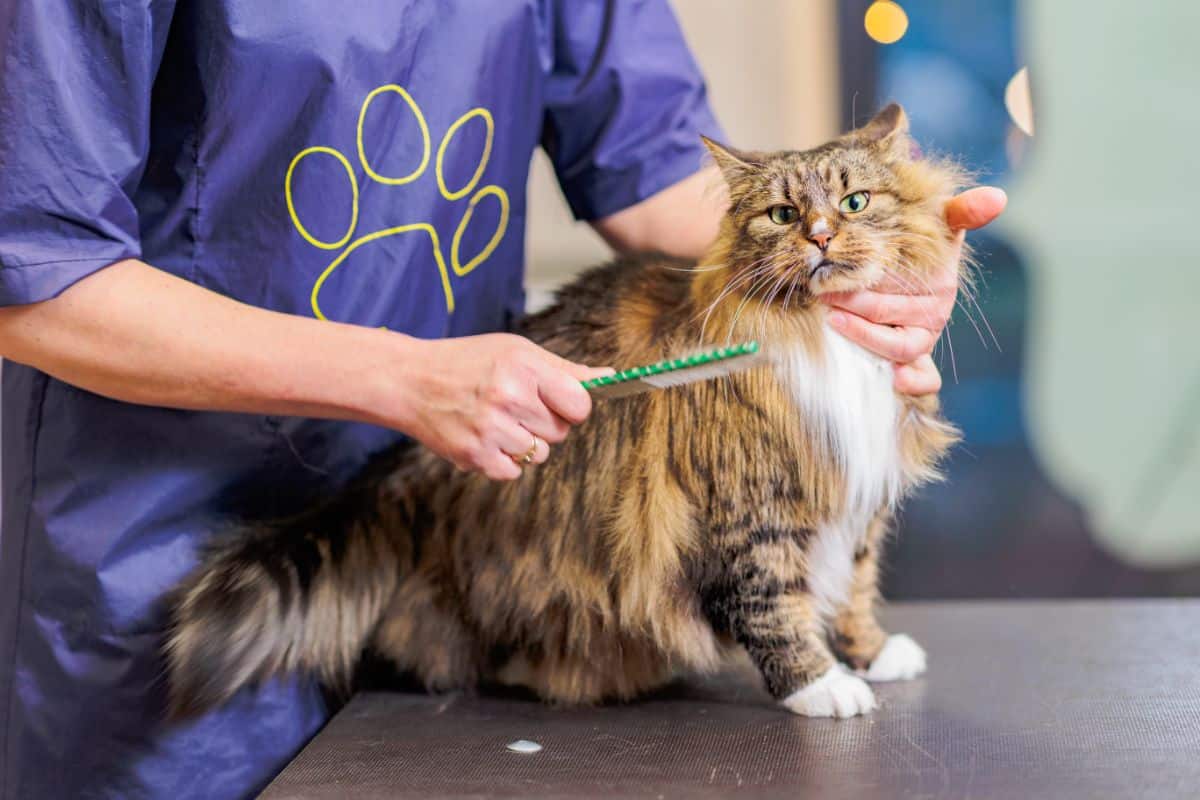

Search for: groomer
xmin=0 ymin=2 xmax=1003 ymax=797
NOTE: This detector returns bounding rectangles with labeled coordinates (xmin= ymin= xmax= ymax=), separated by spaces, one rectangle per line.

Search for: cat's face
xmin=705 ymin=104 xmax=957 ymax=301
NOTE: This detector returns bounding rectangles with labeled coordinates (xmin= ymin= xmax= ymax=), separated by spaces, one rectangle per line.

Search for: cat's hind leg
xmin=830 ymin=514 xmax=927 ymax=682
xmin=370 ymin=572 xmax=481 ymax=691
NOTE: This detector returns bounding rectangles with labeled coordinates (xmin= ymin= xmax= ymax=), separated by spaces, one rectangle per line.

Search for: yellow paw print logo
xmin=285 ymin=85 xmax=509 ymax=319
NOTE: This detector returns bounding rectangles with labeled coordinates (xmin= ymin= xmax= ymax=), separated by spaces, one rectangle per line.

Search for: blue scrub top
xmin=0 ymin=2 xmax=720 ymax=797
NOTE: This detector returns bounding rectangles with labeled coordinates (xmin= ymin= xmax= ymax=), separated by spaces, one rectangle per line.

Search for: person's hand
xmin=822 ymin=187 xmax=1008 ymax=395
xmin=390 ymin=333 xmax=612 ymax=480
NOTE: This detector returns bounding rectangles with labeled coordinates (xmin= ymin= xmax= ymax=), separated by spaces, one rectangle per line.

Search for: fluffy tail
xmin=165 ymin=465 xmax=410 ymax=718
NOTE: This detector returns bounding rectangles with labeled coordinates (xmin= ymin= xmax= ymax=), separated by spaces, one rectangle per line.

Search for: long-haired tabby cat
xmin=167 ymin=104 xmax=964 ymax=719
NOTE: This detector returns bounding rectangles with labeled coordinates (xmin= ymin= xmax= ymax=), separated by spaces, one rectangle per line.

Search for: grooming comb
xmin=581 ymin=341 xmax=762 ymax=399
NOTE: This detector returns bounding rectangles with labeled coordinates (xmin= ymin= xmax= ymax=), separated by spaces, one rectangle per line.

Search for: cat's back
xmin=518 ymin=253 xmax=698 ymax=367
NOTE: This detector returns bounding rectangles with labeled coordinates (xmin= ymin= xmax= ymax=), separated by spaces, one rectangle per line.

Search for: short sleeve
xmin=541 ymin=0 xmax=724 ymax=221
xmin=0 ymin=1 xmax=175 ymax=306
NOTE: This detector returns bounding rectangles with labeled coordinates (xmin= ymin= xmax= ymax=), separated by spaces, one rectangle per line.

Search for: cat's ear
xmin=701 ymin=135 xmax=763 ymax=187
xmin=849 ymin=103 xmax=914 ymax=157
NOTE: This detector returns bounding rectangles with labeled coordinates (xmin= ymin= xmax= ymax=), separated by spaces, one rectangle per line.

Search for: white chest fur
xmin=778 ymin=329 xmax=903 ymax=618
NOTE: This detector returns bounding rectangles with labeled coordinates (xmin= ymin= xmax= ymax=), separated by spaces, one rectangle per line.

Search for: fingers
xmin=473 ymin=373 xmax=557 ymax=479
xmin=417 ymin=335 xmax=610 ymax=481
xmin=827 ymin=310 xmax=938 ymax=363
xmin=465 ymin=421 xmax=551 ymax=481
xmin=536 ymin=368 xmax=592 ymax=425
xmin=493 ymin=420 xmax=547 ymax=465
xmin=893 ymin=354 xmax=942 ymax=396
xmin=467 ymin=341 xmax=611 ymax=480
xmin=528 ymin=434 xmax=551 ymax=464
xmin=944 ymin=187 xmax=1007 ymax=231
xmin=476 ymin=450 xmax=523 ymax=481
xmin=516 ymin=408 xmax=570 ymax=445
xmin=822 ymin=289 xmax=952 ymax=330
xmin=530 ymin=351 xmax=613 ymax=425
xmin=498 ymin=373 xmax=571 ymax=444
xmin=551 ymin=354 xmax=616 ymax=383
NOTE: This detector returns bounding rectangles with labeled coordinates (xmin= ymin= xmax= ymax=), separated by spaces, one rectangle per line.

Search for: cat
xmin=166 ymin=103 xmax=964 ymax=720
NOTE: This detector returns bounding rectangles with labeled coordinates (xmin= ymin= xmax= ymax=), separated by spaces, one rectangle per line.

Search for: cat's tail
xmin=165 ymin=459 xmax=411 ymax=719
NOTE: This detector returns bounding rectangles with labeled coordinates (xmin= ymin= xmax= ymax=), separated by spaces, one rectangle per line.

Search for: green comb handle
xmin=580 ymin=341 xmax=760 ymax=391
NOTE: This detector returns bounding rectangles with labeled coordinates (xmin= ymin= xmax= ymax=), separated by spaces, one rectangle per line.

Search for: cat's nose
xmin=808 ymin=231 xmax=833 ymax=251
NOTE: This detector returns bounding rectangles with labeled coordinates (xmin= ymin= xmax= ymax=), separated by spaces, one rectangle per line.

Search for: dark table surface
xmin=262 ymin=600 xmax=1200 ymax=799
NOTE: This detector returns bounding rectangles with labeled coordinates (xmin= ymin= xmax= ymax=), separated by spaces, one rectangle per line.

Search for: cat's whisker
xmin=774 ymin=262 xmax=809 ymax=315
xmin=877 ymin=259 xmax=936 ymax=307
xmin=952 ymin=297 xmax=991 ymax=352
xmin=695 ymin=254 xmax=779 ymax=335
xmin=725 ymin=266 xmax=782 ymax=345
xmin=694 ymin=261 xmax=766 ymax=336
xmin=883 ymin=256 xmax=944 ymax=299
xmin=942 ymin=315 xmax=960 ymax=384
xmin=883 ymin=253 xmax=964 ymax=383
xmin=700 ymin=254 xmax=775 ymax=302
xmin=883 ymin=237 xmax=1000 ymax=355
xmin=697 ymin=260 xmax=776 ymax=344
xmin=951 ymin=251 xmax=1001 ymax=352
xmin=961 ymin=288 xmax=1001 ymax=352
xmin=660 ymin=262 xmax=730 ymax=274
xmin=757 ymin=268 xmax=795 ymax=335
xmin=768 ymin=268 xmax=796 ymax=326
xmin=878 ymin=260 xmax=923 ymax=293
xmin=781 ymin=271 xmax=802 ymax=315
xmin=876 ymin=257 xmax=972 ymax=381
xmin=884 ymin=244 xmax=969 ymax=383
xmin=754 ymin=268 xmax=794 ymax=340
xmin=888 ymin=250 xmax=989 ymax=353
xmin=731 ymin=264 xmax=784 ymax=339
xmin=885 ymin=261 xmax=949 ymax=332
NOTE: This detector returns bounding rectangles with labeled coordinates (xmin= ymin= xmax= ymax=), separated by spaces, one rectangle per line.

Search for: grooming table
xmin=262 ymin=601 xmax=1200 ymax=799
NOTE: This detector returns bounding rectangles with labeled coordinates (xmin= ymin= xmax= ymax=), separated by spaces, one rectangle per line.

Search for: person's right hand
xmin=390 ymin=333 xmax=613 ymax=480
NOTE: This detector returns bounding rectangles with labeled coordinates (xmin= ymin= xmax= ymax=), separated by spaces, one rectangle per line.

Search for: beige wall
xmin=524 ymin=0 xmax=840 ymax=300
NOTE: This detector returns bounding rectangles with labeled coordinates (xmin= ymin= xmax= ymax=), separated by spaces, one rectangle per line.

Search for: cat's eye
xmin=767 ymin=205 xmax=799 ymax=225
xmin=839 ymin=191 xmax=870 ymax=214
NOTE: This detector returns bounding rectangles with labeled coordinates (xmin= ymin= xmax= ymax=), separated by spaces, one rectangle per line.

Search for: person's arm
xmin=591 ymin=167 xmax=723 ymax=259
xmin=0 ymin=259 xmax=609 ymax=480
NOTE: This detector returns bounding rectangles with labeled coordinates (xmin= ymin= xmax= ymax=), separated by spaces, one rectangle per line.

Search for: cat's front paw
xmin=780 ymin=665 xmax=877 ymax=718
xmin=858 ymin=633 xmax=926 ymax=682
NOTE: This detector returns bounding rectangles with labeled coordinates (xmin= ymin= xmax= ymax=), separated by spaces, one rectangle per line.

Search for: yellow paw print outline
xmin=285 ymin=85 xmax=510 ymax=318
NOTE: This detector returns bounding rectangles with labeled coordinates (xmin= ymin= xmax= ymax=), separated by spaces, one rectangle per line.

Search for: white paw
xmin=780 ymin=665 xmax=877 ymax=718
xmin=859 ymin=633 xmax=927 ymax=682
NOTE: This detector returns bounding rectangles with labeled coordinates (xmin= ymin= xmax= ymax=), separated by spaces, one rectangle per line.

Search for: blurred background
xmin=526 ymin=0 xmax=1200 ymax=598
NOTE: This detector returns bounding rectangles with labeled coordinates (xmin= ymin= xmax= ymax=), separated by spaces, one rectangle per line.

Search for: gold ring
xmin=510 ymin=436 xmax=539 ymax=466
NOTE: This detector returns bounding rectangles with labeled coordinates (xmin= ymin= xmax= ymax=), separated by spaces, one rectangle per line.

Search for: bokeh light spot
xmin=865 ymin=1 xmax=909 ymax=45
xmin=1005 ymin=66 xmax=1035 ymax=136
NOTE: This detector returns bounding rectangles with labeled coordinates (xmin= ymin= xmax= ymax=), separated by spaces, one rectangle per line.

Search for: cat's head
xmin=702 ymin=104 xmax=964 ymax=302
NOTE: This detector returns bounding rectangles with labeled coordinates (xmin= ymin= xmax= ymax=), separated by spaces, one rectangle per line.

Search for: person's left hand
xmin=822 ymin=187 xmax=1008 ymax=395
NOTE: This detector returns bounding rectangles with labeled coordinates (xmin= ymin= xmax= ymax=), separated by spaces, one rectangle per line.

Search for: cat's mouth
xmin=809 ymin=259 xmax=854 ymax=279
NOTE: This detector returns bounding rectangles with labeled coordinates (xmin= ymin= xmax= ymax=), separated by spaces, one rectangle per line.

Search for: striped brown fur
xmin=166 ymin=104 xmax=965 ymax=717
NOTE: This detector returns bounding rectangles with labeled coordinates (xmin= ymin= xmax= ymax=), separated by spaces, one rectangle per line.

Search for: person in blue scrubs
xmin=0 ymin=2 xmax=1002 ymax=797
